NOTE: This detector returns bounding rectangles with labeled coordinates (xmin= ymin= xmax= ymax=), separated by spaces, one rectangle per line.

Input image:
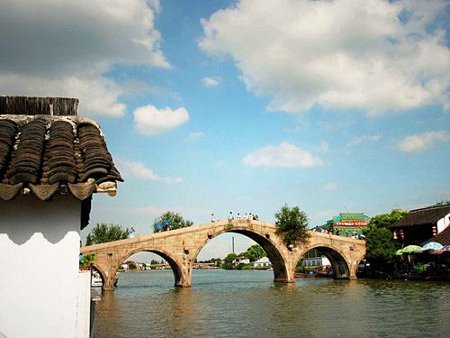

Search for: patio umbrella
xmin=395 ymin=249 xmax=404 ymax=255
xmin=401 ymin=245 xmax=423 ymax=254
xmin=422 ymin=242 xmax=444 ymax=251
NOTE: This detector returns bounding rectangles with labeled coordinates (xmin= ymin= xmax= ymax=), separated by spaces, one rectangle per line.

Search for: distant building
xmin=300 ymin=249 xmax=331 ymax=272
xmin=301 ymin=256 xmax=331 ymax=270
xmin=253 ymin=256 xmax=272 ymax=268
xmin=233 ymin=257 xmax=250 ymax=265
xmin=391 ymin=204 xmax=450 ymax=245
xmin=321 ymin=212 xmax=370 ymax=237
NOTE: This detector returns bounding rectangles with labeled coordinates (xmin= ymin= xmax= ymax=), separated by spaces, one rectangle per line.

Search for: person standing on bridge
xmin=228 ymin=211 xmax=234 ymax=221
xmin=211 ymin=213 xmax=216 ymax=223
xmin=164 ymin=221 xmax=171 ymax=231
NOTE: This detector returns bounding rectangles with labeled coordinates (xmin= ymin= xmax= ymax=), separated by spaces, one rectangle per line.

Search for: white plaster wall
xmin=437 ymin=213 xmax=450 ymax=234
xmin=0 ymin=194 xmax=82 ymax=338
xmin=77 ymin=271 xmax=91 ymax=338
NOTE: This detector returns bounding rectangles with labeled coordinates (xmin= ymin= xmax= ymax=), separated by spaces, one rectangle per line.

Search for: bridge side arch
xmin=91 ymin=263 xmax=107 ymax=286
xmin=295 ymin=243 xmax=352 ymax=279
xmin=192 ymin=226 xmax=291 ymax=283
xmin=117 ymin=247 xmax=185 ymax=287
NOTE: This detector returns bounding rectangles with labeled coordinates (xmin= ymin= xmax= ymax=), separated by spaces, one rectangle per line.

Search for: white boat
xmin=91 ymin=271 xmax=103 ymax=287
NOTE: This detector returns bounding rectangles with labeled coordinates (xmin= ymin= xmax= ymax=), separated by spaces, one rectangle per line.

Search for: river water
xmin=93 ymin=270 xmax=450 ymax=338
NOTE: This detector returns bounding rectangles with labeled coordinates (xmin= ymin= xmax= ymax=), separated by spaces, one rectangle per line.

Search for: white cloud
xmin=134 ymin=105 xmax=190 ymax=135
xmin=0 ymin=0 xmax=169 ymax=117
xmin=348 ymin=134 xmax=382 ymax=146
xmin=398 ymin=131 xmax=450 ymax=153
xmin=319 ymin=141 xmax=329 ymax=153
xmin=242 ymin=142 xmax=323 ymax=168
xmin=200 ymin=0 xmax=450 ymax=115
xmin=188 ymin=131 xmax=205 ymax=140
xmin=325 ymin=182 xmax=339 ymax=191
xmin=201 ymin=77 xmax=221 ymax=87
xmin=118 ymin=159 xmax=182 ymax=183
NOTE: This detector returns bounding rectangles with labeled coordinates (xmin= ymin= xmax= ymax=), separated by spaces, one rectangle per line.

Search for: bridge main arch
xmin=192 ymin=222 xmax=292 ymax=284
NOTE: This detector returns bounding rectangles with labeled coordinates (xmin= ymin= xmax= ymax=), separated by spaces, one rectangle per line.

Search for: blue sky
xmin=1 ymin=0 xmax=449 ymax=260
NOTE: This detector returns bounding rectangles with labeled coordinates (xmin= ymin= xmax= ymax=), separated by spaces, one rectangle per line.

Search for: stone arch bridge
xmin=81 ymin=219 xmax=366 ymax=291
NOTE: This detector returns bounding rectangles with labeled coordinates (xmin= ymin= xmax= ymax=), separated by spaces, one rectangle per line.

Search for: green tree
xmin=366 ymin=209 xmax=408 ymax=231
xmin=364 ymin=210 xmax=408 ymax=276
xmin=275 ymin=204 xmax=310 ymax=247
xmin=235 ymin=262 xmax=251 ymax=270
xmin=153 ymin=211 xmax=193 ymax=232
xmin=221 ymin=253 xmax=237 ymax=270
xmin=365 ymin=227 xmax=399 ymax=262
xmin=79 ymin=254 xmax=96 ymax=270
xmin=87 ymin=223 xmax=131 ymax=244
xmin=242 ymin=245 xmax=266 ymax=262
xmin=85 ymin=233 xmax=93 ymax=246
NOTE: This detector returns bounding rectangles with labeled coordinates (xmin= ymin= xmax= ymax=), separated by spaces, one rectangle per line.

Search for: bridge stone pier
xmin=81 ymin=219 xmax=366 ymax=291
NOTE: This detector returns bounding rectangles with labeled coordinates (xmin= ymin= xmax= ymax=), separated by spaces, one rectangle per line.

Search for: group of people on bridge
xmin=210 ymin=212 xmax=260 ymax=223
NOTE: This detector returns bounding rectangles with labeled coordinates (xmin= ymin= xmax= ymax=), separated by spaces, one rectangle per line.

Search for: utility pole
xmin=232 ymin=236 xmax=235 ymax=254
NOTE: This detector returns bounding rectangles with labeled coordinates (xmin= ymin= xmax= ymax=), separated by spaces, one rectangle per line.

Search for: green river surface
xmin=93 ymin=269 xmax=450 ymax=338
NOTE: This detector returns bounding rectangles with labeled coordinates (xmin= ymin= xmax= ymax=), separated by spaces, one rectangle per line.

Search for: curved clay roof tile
xmin=29 ymin=183 xmax=60 ymax=201
xmin=0 ymin=113 xmax=121 ymax=201
xmin=0 ymin=182 xmax=23 ymax=200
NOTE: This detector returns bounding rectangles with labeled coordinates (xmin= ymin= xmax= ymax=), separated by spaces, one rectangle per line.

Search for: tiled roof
xmin=391 ymin=205 xmax=450 ymax=228
xmin=331 ymin=213 xmax=371 ymax=222
xmin=0 ymin=97 xmax=123 ymax=202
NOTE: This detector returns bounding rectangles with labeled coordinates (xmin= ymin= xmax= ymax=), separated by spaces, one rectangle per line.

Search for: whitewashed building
xmin=253 ymin=256 xmax=272 ymax=268
xmin=233 ymin=257 xmax=250 ymax=265
xmin=0 ymin=97 xmax=122 ymax=338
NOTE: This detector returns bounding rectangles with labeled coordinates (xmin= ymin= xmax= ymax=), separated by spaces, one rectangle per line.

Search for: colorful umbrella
xmin=430 ymin=244 xmax=449 ymax=254
xmin=422 ymin=242 xmax=444 ymax=251
xmin=395 ymin=249 xmax=404 ymax=256
xmin=401 ymin=245 xmax=423 ymax=254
